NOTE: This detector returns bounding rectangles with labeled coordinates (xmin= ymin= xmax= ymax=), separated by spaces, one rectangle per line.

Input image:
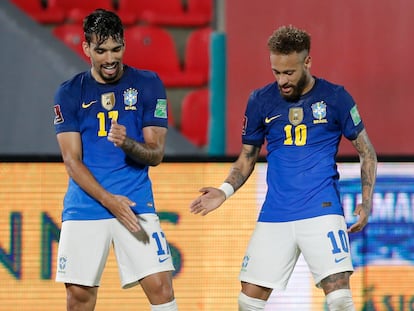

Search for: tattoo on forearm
xmin=225 ymin=146 xmax=259 ymax=190
xmin=354 ymin=131 xmax=378 ymax=212
xmin=227 ymin=167 xmax=246 ymax=190
xmin=122 ymin=137 xmax=162 ymax=166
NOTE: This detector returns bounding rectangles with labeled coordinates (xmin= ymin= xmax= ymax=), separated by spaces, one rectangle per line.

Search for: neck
xmin=302 ymin=75 xmax=315 ymax=95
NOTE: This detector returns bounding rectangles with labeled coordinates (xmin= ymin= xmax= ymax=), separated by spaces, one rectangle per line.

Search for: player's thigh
xmin=112 ymin=213 xmax=175 ymax=289
xmin=56 ymin=219 xmax=112 ymax=286
xmin=296 ymin=215 xmax=354 ymax=287
xmin=239 ymin=221 xmax=300 ymax=290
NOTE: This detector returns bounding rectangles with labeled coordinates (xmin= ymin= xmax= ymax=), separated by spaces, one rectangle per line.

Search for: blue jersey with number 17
xmin=242 ymin=77 xmax=364 ymax=222
xmin=53 ymin=65 xmax=168 ymax=222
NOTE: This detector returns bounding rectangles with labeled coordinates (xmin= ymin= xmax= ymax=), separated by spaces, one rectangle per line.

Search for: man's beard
xmin=99 ymin=70 xmax=120 ymax=83
xmin=279 ymin=73 xmax=308 ymax=102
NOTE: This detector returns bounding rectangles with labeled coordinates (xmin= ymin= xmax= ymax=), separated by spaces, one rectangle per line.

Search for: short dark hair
xmin=267 ymin=25 xmax=311 ymax=55
xmin=83 ymin=9 xmax=124 ymax=45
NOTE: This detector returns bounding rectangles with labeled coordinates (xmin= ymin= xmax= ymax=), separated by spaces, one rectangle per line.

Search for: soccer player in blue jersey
xmin=190 ymin=25 xmax=377 ymax=310
xmin=53 ymin=9 xmax=178 ymax=311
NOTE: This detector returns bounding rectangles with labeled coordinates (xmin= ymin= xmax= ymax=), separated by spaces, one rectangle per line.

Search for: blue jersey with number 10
xmin=242 ymin=78 xmax=364 ymax=222
xmin=53 ymin=66 xmax=168 ymax=221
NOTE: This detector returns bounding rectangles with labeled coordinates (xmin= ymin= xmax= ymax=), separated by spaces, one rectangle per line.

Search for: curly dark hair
xmin=83 ymin=9 xmax=124 ymax=46
xmin=267 ymin=25 xmax=311 ymax=55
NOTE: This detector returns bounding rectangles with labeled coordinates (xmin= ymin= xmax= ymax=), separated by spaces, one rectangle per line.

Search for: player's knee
xmin=66 ymin=284 xmax=97 ymax=310
xmin=326 ymin=289 xmax=355 ymax=311
xmin=238 ymin=292 xmax=266 ymax=311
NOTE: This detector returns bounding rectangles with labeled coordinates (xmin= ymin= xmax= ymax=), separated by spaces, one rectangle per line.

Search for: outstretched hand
xmin=347 ymin=202 xmax=370 ymax=233
xmin=189 ymin=187 xmax=226 ymax=216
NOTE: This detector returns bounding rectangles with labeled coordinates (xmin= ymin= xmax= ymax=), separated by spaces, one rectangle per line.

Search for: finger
xmin=347 ymin=223 xmax=360 ymax=233
xmin=190 ymin=206 xmax=203 ymax=214
xmin=127 ymin=216 xmax=141 ymax=232
xmin=199 ymin=187 xmax=210 ymax=193
xmin=189 ymin=199 xmax=200 ymax=209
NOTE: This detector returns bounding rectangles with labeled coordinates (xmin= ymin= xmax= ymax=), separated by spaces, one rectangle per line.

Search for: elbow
xmin=149 ymin=154 xmax=164 ymax=166
xmin=62 ymin=157 xmax=82 ymax=177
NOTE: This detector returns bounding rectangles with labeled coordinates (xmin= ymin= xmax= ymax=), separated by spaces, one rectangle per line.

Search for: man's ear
xmin=82 ymin=41 xmax=90 ymax=58
xmin=304 ymin=55 xmax=312 ymax=70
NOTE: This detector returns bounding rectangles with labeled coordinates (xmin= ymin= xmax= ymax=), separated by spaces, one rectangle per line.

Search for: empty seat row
xmin=52 ymin=24 xmax=212 ymax=88
xmin=11 ymin=0 xmax=212 ymax=27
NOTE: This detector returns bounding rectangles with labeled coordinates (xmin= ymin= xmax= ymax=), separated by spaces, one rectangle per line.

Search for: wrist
xmin=219 ymin=182 xmax=234 ymax=199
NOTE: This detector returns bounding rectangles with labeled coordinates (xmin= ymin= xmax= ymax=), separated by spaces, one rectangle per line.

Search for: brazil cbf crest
xmin=123 ymin=88 xmax=138 ymax=110
xmin=311 ymin=101 xmax=328 ymax=124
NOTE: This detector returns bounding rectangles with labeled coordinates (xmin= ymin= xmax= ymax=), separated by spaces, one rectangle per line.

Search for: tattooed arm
xmin=108 ymin=119 xmax=167 ymax=166
xmin=348 ymin=129 xmax=377 ymax=233
xmin=189 ymin=144 xmax=261 ymax=216
xmin=224 ymin=144 xmax=261 ymax=191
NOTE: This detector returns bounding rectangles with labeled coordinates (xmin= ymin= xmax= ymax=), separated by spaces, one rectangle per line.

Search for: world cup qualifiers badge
xmin=124 ymin=88 xmax=138 ymax=110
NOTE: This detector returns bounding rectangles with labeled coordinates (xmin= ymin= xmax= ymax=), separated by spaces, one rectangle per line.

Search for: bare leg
xmin=65 ymin=284 xmax=98 ymax=311
xmin=320 ymin=271 xmax=352 ymax=295
xmin=238 ymin=282 xmax=272 ymax=310
xmin=140 ymin=271 xmax=175 ymax=305
xmin=320 ymin=272 xmax=355 ymax=311
xmin=241 ymin=281 xmax=273 ymax=300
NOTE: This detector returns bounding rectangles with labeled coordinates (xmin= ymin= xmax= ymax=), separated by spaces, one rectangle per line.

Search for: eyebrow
xmin=93 ymin=43 xmax=124 ymax=51
xmin=272 ymin=68 xmax=295 ymax=74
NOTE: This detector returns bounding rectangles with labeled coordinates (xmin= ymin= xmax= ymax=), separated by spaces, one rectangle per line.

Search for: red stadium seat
xmin=167 ymin=101 xmax=175 ymax=126
xmin=116 ymin=0 xmax=212 ymax=27
xmin=123 ymin=25 xmax=195 ymax=87
xmin=11 ymin=0 xmax=65 ymax=24
xmin=180 ymin=89 xmax=209 ymax=147
xmin=116 ymin=0 xmax=184 ymax=26
xmin=182 ymin=27 xmax=212 ymax=86
xmin=52 ymin=24 xmax=89 ymax=62
xmin=48 ymin=0 xmax=114 ymax=24
xmin=181 ymin=0 xmax=213 ymax=26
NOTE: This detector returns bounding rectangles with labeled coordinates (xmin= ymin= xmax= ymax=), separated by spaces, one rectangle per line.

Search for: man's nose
xmin=104 ymin=52 xmax=115 ymax=63
xmin=277 ymin=74 xmax=289 ymax=86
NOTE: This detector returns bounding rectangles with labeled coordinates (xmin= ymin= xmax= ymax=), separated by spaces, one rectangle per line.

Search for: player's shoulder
xmin=315 ymin=77 xmax=347 ymax=94
xmin=250 ymin=81 xmax=278 ymax=101
xmin=124 ymin=65 xmax=162 ymax=82
xmin=58 ymin=71 xmax=88 ymax=92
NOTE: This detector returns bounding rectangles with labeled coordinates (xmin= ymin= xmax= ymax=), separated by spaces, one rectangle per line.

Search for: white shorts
xmin=55 ymin=213 xmax=175 ymax=289
xmin=239 ymin=215 xmax=353 ymax=290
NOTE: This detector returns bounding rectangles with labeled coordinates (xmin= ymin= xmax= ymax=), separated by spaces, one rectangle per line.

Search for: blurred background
xmin=1 ymin=0 xmax=413 ymax=310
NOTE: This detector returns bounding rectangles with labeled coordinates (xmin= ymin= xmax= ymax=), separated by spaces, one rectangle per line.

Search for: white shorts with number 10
xmin=55 ymin=213 xmax=175 ymax=289
xmin=239 ymin=215 xmax=354 ymax=289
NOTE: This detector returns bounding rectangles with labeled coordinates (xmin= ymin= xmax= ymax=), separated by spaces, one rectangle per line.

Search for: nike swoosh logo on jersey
xmin=334 ymin=256 xmax=347 ymax=263
xmin=264 ymin=114 xmax=282 ymax=123
xmin=82 ymin=100 xmax=98 ymax=108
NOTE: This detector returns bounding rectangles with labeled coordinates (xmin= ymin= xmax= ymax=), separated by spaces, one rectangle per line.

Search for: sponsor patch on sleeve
xmin=154 ymin=99 xmax=167 ymax=119
xmin=350 ymin=105 xmax=361 ymax=126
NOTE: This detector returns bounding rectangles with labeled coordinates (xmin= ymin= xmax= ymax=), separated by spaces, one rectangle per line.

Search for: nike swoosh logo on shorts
xmin=82 ymin=100 xmax=98 ymax=109
xmin=264 ymin=114 xmax=282 ymax=123
xmin=159 ymin=256 xmax=170 ymax=263
xmin=335 ymin=256 xmax=347 ymax=263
